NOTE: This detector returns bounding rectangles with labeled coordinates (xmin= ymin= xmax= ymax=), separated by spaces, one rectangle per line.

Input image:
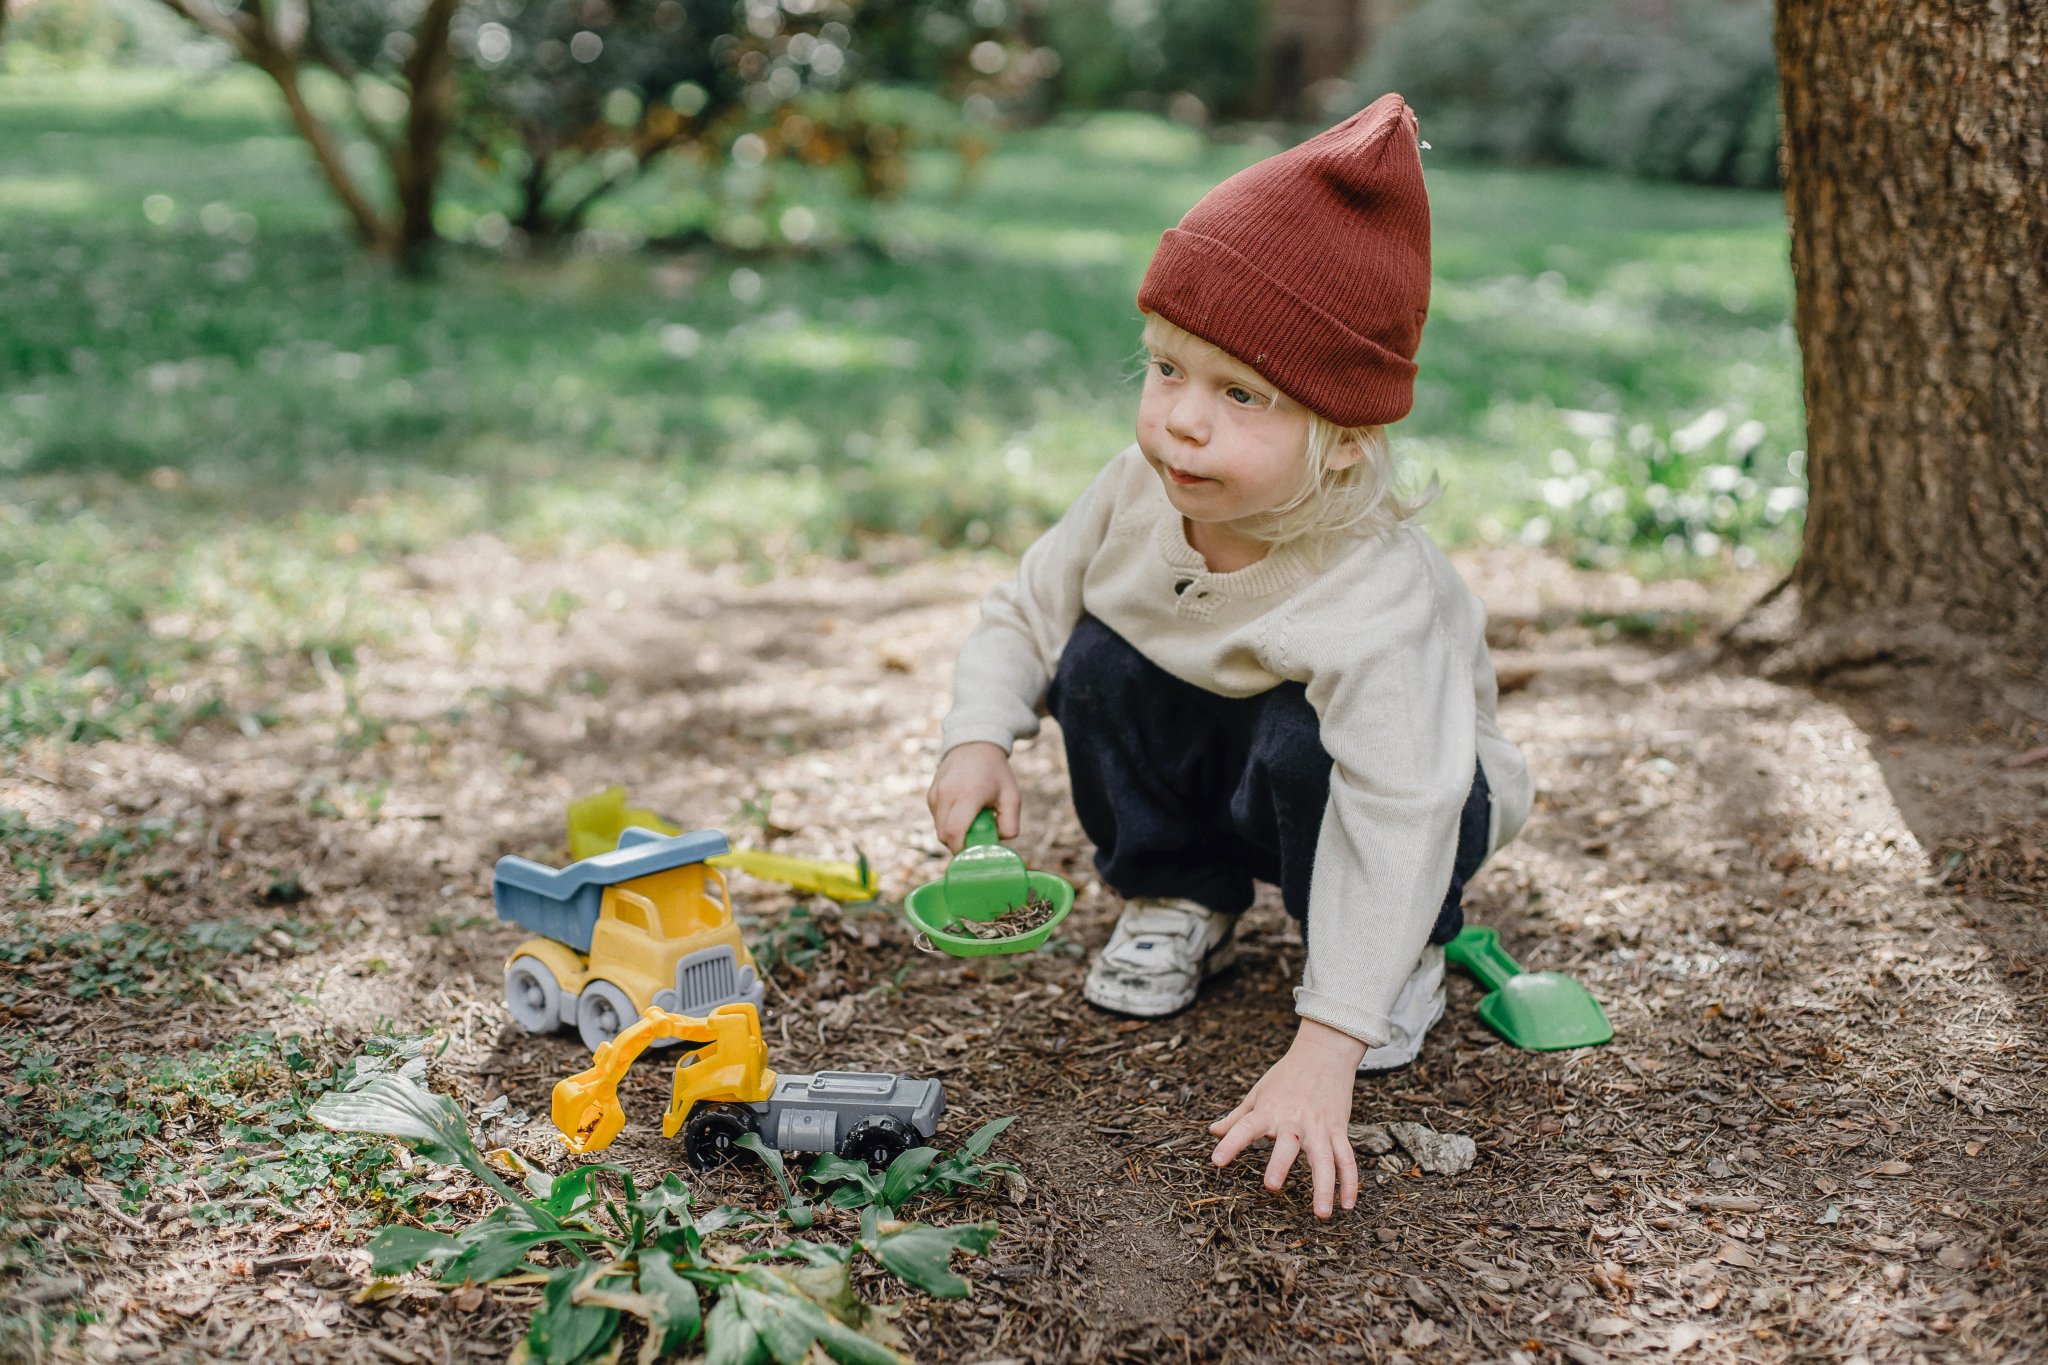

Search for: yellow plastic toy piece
xmin=552 ymin=1002 xmax=776 ymax=1155
xmin=706 ymin=848 xmax=879 ymax=903
xmin=569 ymin=785 xmax=879 ymax=902
xmin=568 ymin=785 xmax=681 ymax=861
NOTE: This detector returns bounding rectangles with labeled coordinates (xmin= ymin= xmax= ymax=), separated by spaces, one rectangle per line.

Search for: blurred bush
xmin=433 ymin=0 xmax=1051 ymax=244
xmin=131 ymin=0 xmax=1046 ymax=261
xmin=1520 ymin=409 xmax=1805 ymax=569
xmin=1356 ymin=0 xmax=1779 ymax=187
xmin=1037 ymin=0 xmax=1265 ymax=122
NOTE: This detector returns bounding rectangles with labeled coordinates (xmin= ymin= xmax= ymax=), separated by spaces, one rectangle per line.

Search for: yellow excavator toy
xmin=551 ymin=1002 xmax=944 ymax=1171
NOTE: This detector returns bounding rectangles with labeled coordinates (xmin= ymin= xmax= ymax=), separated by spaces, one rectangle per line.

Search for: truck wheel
xmin=838 ymin=1115 xmax=919 ymax=1171
xmin=683 ymin=1101 xmax=761 ymax=1169
xmin=505 ymin=956 xmax=563 ymax=1034
xmin=575 ymin=980 xmax=638 ymax=1051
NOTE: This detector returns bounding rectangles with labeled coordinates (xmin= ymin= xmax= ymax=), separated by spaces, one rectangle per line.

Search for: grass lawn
xmin=1 ymin=65 xmax=1802 ymax=749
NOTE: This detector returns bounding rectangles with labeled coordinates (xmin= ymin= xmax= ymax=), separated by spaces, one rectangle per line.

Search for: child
xmin=926 ymin=95 xmax=1531 ymax=1220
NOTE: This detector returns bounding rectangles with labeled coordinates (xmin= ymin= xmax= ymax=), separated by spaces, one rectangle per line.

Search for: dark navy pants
xmin=1045 ymin=614 xmax=1490 ymax=943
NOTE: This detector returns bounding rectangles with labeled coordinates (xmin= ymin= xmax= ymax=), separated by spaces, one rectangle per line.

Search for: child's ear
xmin=1323 ymin=435 xmax=1366 ymax=473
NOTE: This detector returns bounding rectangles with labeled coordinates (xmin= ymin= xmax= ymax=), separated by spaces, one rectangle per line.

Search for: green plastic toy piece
xmin=904 ymin=868 xmax=1075 ymax=957
xmin=939 ymin=810 xmax=1031 ymax=923
xmin=905 ymin=812 xmax=1076 ymax=956
xmin=1444 ymin=926 xmax=1614 ymax=1051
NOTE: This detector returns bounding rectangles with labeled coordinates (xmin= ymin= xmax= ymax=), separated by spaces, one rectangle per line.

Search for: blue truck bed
xmin=493 ymin=826 xmax=731 ymax=953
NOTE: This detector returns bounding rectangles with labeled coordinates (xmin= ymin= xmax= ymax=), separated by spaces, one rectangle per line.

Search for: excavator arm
xmin=552 ymin=1002 xmax=776 ymax=1154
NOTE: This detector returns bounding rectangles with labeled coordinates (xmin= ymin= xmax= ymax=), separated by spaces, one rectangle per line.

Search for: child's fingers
xmin=1262 ymin=1132 xmax=1301 ymax=1192
xmin=1336 ymin=1138 xmax=1359 ymax=1212
xmin=1209 ymin=1116 xmax=1265 ymax=1167
xmin=1207 ymin=1101 xmax=1250 ymax=1135
xmin=1307 ymin=1138 xmax=1336 ymax=1219
xmin=994 ymin=780 xmax=1022 ymax=840
xmin=932 ymin=799 xmax=964 ymax=852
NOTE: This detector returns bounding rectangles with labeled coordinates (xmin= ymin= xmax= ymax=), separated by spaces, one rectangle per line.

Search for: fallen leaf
xmin=1666 ymin=1322 xmax=1709 ymax=1353
xmin=1400 ymin=1318 xmax=1442 ymax=1348
xmin=1716 ymin=1242 xmax=1759 ymax=1269
xmin=451 ymin=1286 xmax=485 ymax=1312
xmin=1936 ymin=1244 xmax=1978 ymax=1270
xmin=1872 ymin=1160 xmax=1912 ymax=1176
xmin=351 ymin=1280 xmax=408 ymax=1306
xmin=1585 ymin=1316 xmax=1634 ymax=1338
xmin=1817 ymin=1203 xmax=1841 ymax=1225
xmin=1688 ymin=1195 xmax=1762 ymax=1213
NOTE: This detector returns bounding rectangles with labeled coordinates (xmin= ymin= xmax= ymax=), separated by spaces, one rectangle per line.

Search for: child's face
xmin=1136 ymin=321 xmax=1343 ymax=530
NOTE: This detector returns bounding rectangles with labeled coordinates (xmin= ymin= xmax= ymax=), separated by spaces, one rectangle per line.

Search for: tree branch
xmin=152 ymin=0 xmax=393 ymax=250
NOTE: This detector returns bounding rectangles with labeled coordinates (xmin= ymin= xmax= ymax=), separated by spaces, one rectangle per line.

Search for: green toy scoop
xmin=941 ymin=809 xmax=1030 ymax=922
xmin=1445 ymin=926 xmax=1614 ymax=1051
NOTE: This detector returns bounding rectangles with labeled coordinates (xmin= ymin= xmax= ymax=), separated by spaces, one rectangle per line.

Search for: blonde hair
xmin=1137 ymin=314 xmax=1436 ymax=546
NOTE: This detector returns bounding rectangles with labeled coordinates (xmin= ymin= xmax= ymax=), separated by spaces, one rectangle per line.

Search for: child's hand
xmin=926 ymin=742 xmax=1021 ymax=852
xmin=1208 ymin=1019 xmax=1368 ymax=1219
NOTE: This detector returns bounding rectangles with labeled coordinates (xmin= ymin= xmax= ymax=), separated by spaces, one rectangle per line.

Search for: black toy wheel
xmin=682 ymin=1101 xmax=761 ymax=1169
xmin=838 ymin=1115 xmax=919 ymax=1171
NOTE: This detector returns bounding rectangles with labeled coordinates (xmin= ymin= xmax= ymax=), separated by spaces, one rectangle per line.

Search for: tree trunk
xmin=390 ymin=0 xmax=461 ymax=273
xmin=1775 ymin=1 xmax=2048 ymax=671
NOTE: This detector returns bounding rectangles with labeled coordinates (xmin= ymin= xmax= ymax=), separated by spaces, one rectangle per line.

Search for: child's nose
xmin=1166 ymin=392 xmax=1208 ymax=443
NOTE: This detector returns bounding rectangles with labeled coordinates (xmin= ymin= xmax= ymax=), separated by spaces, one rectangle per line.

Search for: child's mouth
xmin=1167 ymin=467 xmax=1211 ymax=486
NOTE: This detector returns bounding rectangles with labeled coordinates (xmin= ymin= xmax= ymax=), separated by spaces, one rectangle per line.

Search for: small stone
xmin=1387 ymin=1121 xmax=1477 ymax=1175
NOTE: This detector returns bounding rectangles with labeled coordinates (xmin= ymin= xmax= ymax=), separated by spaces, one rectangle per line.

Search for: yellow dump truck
xmin=493 ymin=827 xmax=765 ymax=1051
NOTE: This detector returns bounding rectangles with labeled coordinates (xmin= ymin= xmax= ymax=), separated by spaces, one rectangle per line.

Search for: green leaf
xmin=803 ymin=1154 xmax=878 ymax=1191
xmin=637 ymin=1253 xmax=701 ymax=1356
xmin=309 ymin=1073 xmax=552 ymax=1227
xmin=309 ymin=1073 xmax=470 ymax=1151
xmin=877 ymin=1147 xmax=940 ymax=1208
xmin=960 ymin=1116 xmax=1015 ymax=1158
xmin=864 ymin=1221 xmax=999 ymax=1300
xmin=541 ymin=1166 xmax=604 ymax=1219
xmin=631 ymin=1173 xmax=694 ymax=1233
xmin=703 ymin=1293 xmax=766 ymax=1365
xmin=450 ymin=1226 xmax=563 ymax=1285
xmin=737 ymin=1270 xmax=904 ymax=1365
xmin=730 ymin=1281 xmax=817 ymax=1365
xmin=527 ymin=1264 xmax=620 ymax=1365
xmin=735 ymin=1133 xmax=791 ymax=1200
xmin=694 ymin=1204 xmax=760 ymax=1237
xmin=366 ymin=1225 xmax=462 ymax=1276
xmin=736 ymin=1133 xmax=812 ymax=1229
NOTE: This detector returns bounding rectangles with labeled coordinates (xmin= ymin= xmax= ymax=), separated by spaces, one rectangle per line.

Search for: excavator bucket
xmin=555 ymin=1079 xmax=628 ymax=1154
xmin=549 ymin=1003 xmax=776 ymax=1156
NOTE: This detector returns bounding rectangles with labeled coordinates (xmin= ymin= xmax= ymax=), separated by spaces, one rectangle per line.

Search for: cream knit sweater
xmin=940 ymin=445 xmax=1533 ymax=1046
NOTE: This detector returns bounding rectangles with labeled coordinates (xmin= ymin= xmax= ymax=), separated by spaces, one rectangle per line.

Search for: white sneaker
xmin=1358 ymin=946 xmax=1447 ymax=1073
xmin=1083 ymin=898 xmax=1239 ymax=1017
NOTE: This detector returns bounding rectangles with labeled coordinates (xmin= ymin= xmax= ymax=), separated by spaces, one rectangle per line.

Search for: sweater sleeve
xmin=939 ymin=449 xmax=1133 ymax=756
xmin=1289 ymin=534 xmax=1479 ymax=1047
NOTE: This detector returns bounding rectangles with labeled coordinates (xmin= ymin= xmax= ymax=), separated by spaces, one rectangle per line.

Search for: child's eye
xmin=1151 ymin=359 xmax=1178 ymax=379
xmin=1225 ymin=386 xmax=1264 ymax=407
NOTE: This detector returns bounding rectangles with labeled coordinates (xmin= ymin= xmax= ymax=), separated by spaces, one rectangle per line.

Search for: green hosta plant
xmin=801 ymin=1116 xmax=1019 ymax=1217
xmin=309 ymin=1067 xmax=1006 ymax=1364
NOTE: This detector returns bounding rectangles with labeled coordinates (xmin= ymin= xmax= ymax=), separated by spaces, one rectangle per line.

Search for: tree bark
xmin=390 ymin=0 xmax=461 ymax=272
xmin=1775 ymin=1 xmax=2048 ymax=671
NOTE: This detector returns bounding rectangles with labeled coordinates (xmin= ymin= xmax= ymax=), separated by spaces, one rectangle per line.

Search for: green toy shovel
xmin=940 ymin=809 xmax=1031 ymax=922
xmin=1445 ymin=926 xmax=1614 ymax=1051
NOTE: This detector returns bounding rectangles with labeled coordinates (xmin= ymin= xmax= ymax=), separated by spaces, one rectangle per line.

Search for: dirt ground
xmin=3 ymin=539 xmax=2045 ymax=1364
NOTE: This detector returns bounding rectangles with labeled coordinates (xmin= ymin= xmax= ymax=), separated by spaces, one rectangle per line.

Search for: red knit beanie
xmin=1136 ymin=93 xmax=1431 ymax=428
